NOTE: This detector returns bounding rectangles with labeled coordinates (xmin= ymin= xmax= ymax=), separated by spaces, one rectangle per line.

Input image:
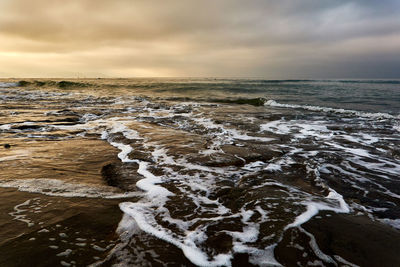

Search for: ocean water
xmin=0 ymin=78 xmax=399 ymax=266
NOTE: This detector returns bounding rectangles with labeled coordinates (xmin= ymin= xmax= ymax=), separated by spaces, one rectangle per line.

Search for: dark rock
xmin=52 ymin=109 xmax=79 ymax=116
xmin=173 ymin=106 xmax=192 ymax=114
xmin=128 ymin=150 xmax=153 ymax=162
xmin=275 ymin=213 xmax=400 ymax=267
xmin=204 ymin=232 xmax=233 ymax=254
xmin=4 ymin=144 xmax=10 ymax=149
xmin=165 ymin=195 xmax=198 ymax=218
xmin=13 ymin=125 xmax=42 ymax=131
xmin=215 ymin=98 xmax=266 ymax=106
xmin=57 ymin=117 xmax=80 ymax=123
xmin=221 ymin=145 xmax=263 ymax=163
xmin=214 ymin=187 xmax=246 ymax=212
xmin=232 ymin=253 xmax=257 ymax=267
xmin=101 ymin=162 xmax=142 ymax=191
xmin=189 ymin=153 xmax=245 ymax=167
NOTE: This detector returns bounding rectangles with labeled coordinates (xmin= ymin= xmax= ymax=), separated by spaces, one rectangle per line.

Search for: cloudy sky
xmin=0 ymin=0 xmax=399 ymax=78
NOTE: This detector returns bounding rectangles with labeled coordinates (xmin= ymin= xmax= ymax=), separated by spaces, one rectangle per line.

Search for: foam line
xmin=298 ymin=227 xmax=336 ymax=264
xmin=264 ymin=99 xmax=399 ymax=119
xmin=286 ymin=190 xmax=350 ymax=229
xmin=120 ymin=203 xmax=232 ymax=267
xmin=0 ymin=82 xmax=18 ymax=88
xmin=136 ymin=161 xmax=173 ymax=199
xmin=109 ymin=141 xmax=137 ymax=163
xmin=0 ymin=179 xmax=141 ymax=199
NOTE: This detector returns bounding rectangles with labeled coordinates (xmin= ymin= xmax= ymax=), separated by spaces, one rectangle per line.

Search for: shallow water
xmin=0 ymin=78 xmax=399 ymax=266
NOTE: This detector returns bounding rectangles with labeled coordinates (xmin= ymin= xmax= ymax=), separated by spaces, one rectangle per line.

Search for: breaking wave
xmin=264 ymin=99 xmax=399 ymax=119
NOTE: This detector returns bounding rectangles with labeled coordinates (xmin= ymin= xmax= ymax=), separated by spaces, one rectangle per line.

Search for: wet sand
xmin=0 ymin=188 xmax=122 ymax=267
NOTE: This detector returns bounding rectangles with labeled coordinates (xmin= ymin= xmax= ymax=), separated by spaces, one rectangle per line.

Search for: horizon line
xmin=1 ymin=77 xmax=400 ymax=80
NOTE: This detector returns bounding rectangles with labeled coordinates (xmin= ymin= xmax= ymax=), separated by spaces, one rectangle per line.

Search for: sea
xmin=0 ymin=78 xmax=399 ymax=266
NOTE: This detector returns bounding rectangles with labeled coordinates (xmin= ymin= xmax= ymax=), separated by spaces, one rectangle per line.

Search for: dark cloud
xmin=0 ymin=0 xmax=399 ymax=77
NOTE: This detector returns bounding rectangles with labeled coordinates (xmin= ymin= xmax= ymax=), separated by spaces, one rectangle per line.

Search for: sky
xmin=0 ymin=0 xmax=399 ymax=78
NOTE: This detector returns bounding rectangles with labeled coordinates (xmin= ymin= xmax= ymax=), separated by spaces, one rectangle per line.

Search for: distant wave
xmin=333 ymin=80 xmax=400 ymax=85
xmin=264 ymin=99 xmax=399 ymax=119
xmin=237 ymin=79 xmax=400 ymax=85
xmin=17 ymin=80 xmax=92 ymax=88
xmin=164 ymin=97 xmax=267 ymax=106
xmin=211 ymin=97 xmax=266 ymax=106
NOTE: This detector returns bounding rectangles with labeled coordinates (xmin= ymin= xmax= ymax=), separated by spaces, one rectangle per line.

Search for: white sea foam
xmin=0 ymin=179 xmax=141 ymax=199
xmin=326 ymin=142 xmax=371 ymax=158
xmin=260 ymin=120 xmax=332 ymax=140
xmin=151 ymin=146 xmax=176 ymax=165
xmin=379 ymin=218 xmax=400 ymax=230
xmin=9 ymin=199 xmax=34 ymax=227
xmin=0 ymin=154 xmax=30 ymax=162
xmin=286 ymin=190 xmax=350 ymax=229
xmin=109 ymin=141 xmax=137 ymax=163
xmin=114 ymin=136 xmax=284 ymax=266
xmin=394 ymin=123 xmax=400 ymax=132
xmin=0 ymin=124 xmax=12 ymax=130
xmin=259 ymin=120 xmax=290 ymax=135
xmin=60 ymin=261 xmax=71 ymax=267
xmin=193 ymin=117 xmax=273 ymax=148
xmin=264 ymin=99 xmax=399 ymax=119
xmin=265 ymin=163 xmax=282 ymax=172
xmin=99 ymin=103 xmax=395 ymax=265
xmin=242 ymin=161 xmax=265 ymax=171
xmin=109 ymin=130 xmax=243 ymax=266
xmin=333 ymin=255 xmax=360 ymax=267
xmin=298 ymin=227 xmax=336 ymax=264
xmin=0 ymin=82 xmax=18 ymax=88
xmin=120 ymin=202 xmax=232 ymax=267
xmin=248 ymin=245 xmax=282 ymax=267
xmin=136 ymin=161 xmax=173 ymax=199
xmin=57 ymin=249 xmax=73 ymax=257
xmin=80 ymin=113 xmax=100 ymax=123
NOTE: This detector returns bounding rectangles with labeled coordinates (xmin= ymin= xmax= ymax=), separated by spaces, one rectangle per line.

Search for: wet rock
xmin=275 ymin=213 xmax=400 ymax=267
xmin=232 ymin=254 xmax=257 ymax=267
xmin=165 ymin=195 xmax=198 ymax=218
xmin=56 ymin=117 xmax=80 ymax=123
xmin=221 ymin=145 xmax=263 ymax=163
xmin=128 ymin=150 xmax=153 ymax=162
xmin=246 ymin=144 xmax=284 ymax=161
xmin=173 ymin=106 xmax=192 ymax=114
xmin=189 ymin=153 xmax=245 ymax=167
xmin=275 ymin=227 xmax=328 ymax=266
xmin=237 ymin=172 xmax=265 ymax=188
xmin=213 ymin=187 xmax=232 ymax=199
xmin=101 ymin=162 xmax=142 ymax=191
xmin=146 ymin=102 xmax=170 ymax=110
xmin=12 ymin=125 xmax=42 ymax=131
xmin=214 ymin=187 xmax=246 ymax=212
xmin=204 ymin=232 xmax=232 ymax=254
xmin=0 ymin=194 xmax=123 ymax=267
xmin=390 ymin=147 xmax=400 ymax=159
xmin=50 ymin=109 xmax=79 ymax=116
xmin=147 ymin=165 xmax=166 ymax=176
xmin=237 ymin=163 xmax=328 ymax=196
